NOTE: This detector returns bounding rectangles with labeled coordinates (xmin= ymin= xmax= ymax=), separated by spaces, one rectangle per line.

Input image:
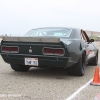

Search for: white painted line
xmin=66 ymin=79 xmax=92 ymax=100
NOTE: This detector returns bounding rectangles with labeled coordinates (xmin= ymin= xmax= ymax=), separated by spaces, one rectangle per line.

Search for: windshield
xmin=24 ymin=28 xmax=72 ymax=37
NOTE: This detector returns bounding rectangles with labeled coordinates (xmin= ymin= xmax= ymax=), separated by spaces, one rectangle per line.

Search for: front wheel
xmin=10 ymin=64 xmax=30 ymax=72
xmin=66 ymin=53 xmax=86 ymax=76
xmin=88 ymin=53 xmax=98 ymax=66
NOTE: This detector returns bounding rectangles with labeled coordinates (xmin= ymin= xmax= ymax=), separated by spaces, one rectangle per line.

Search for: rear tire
xmin=10 ymin=64 xmax=30 ymax=72
xmin=66 ymin=53 xmax=86 ymax=76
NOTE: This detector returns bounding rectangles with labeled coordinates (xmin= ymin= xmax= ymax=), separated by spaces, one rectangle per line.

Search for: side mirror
xmin=89 ymin=39 xmax=94 ymax=42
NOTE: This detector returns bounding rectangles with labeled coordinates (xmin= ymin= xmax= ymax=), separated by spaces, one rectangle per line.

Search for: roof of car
xmin=31 ymin=27 xmax=81 ymax=30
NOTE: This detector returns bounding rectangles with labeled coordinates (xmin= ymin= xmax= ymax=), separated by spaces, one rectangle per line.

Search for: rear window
xmin=24 ymin=28 xmax=72 ymax=37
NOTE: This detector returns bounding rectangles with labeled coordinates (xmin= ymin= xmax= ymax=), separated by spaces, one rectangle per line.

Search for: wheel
xmin=66 ymin=53 xmax=86 ymax=76
xmin=10 ymin=64 xmax=30 ymax=72
xmin=88 ymin=53 xmax=98 ymax=66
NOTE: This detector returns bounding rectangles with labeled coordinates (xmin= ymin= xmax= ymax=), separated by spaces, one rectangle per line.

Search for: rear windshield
xmin=24 ymin=28 xmax=72 ymax=37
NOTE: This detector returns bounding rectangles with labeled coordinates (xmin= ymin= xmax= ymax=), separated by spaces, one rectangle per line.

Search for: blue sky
xmin=0 ymin=0 xmax=100 ymax=36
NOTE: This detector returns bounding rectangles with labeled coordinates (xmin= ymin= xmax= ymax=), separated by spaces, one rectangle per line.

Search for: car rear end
xmin=0 ymin=37 xmax=73 ymax=68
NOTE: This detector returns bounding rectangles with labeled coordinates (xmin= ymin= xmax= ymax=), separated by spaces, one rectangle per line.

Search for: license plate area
xmin=25 ymin=58 xmax=38 ymax=66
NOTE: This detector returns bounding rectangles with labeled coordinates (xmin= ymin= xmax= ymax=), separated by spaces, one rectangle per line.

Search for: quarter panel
xmin=62 ymin=39 xmax=84 ymax=68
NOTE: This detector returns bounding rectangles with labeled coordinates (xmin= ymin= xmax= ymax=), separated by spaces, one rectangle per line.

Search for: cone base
xmin=90 ymin=82 xmax=100 ymax=86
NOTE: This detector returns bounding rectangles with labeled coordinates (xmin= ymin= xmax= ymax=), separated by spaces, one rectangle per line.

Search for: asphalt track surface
xmin=0 ymin=42 xmax=100 ymax=100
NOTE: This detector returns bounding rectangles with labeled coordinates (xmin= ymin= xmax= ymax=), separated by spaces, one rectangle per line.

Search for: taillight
xmin=2 ymin=47 xmax=10 ymax=51
xmin=1 ymin=46 xmax=18 ymax=53
xmin=44 ymin=48 xmax=53 ymax=53
xmin=43 ymin=48 xmax=64 ymax=55
xmin=11 ymin=47 xmax=18 ymax=52
xmin=54 ymin=49 xmax=64 ymax=54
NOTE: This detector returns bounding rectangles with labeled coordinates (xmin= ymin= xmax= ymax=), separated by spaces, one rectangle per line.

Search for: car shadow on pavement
xmin=8 ymin=67 xmax=79 ymax=80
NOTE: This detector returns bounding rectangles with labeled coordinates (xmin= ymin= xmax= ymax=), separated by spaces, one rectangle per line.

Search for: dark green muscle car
xmin=0 ymin=27 xmax=98 ymax=76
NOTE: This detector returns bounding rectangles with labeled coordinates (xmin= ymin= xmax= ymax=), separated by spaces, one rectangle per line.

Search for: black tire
xmin=66 ymin=53 xmax=86 ymax=76
xmin=88 ymin=53 xmax=98 ymax=66
xmin=10 ymin=64 xmax=30 ymax=72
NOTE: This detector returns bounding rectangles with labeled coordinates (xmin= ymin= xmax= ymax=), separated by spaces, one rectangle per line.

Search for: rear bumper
xmin=1 ymin=54 xmax=77 ymax=68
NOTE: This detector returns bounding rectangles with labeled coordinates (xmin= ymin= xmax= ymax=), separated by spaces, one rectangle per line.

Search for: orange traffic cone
xmin=90 ymin=66 xmax=100 ymax=86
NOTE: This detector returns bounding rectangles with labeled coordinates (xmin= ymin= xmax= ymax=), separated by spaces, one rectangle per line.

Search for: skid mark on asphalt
xmin=66 ymin=79 xmax=92 ymax=100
